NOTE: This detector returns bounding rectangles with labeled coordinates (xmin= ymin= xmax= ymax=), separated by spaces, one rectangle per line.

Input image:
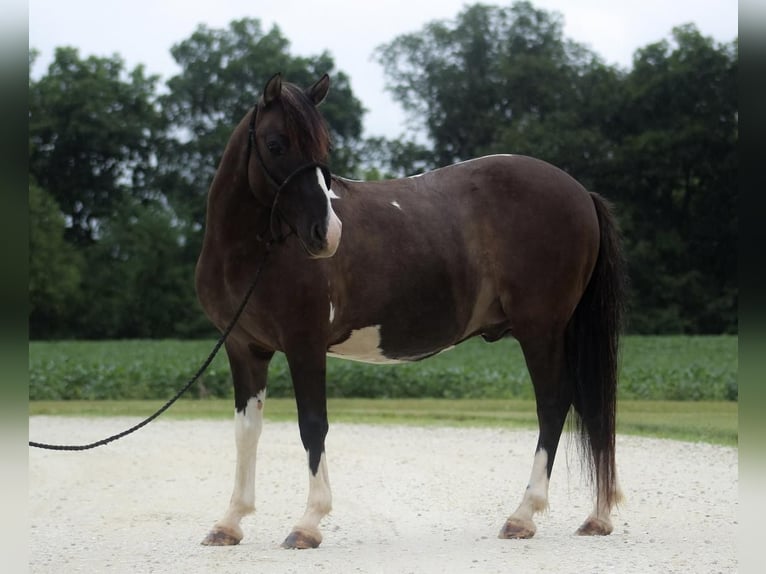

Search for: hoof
xmin=498 ymin=518 xmax=536 ymax=539
xmin=201 ymin=526 xmax=242 ymax=546
xmin=576 ymin=517 xmax=613 ymax=536
xmin=281 ymin=528 xmax=322 ymax=549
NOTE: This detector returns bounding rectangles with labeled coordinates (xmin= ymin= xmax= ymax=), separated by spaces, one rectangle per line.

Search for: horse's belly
xmin=327 ymin=324 xmax=455 ymax=364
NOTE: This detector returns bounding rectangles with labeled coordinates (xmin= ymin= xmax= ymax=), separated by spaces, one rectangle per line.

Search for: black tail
xmin=565 ymin=192 xmax=626 ymax=509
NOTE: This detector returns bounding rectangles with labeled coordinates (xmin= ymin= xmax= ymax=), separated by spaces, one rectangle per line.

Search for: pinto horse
xmin=195 ymin=73 xmax=625 ymax=549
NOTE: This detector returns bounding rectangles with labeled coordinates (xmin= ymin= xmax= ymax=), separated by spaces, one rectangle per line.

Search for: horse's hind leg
xmin=202 ymin=342 xmax=273 ymax=546
xmin=499 ymin=335 xmax=571 ymax=539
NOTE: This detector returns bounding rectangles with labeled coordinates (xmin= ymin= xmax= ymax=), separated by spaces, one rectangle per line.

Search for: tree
xmin=374 ymin=0 xmax=619 ymax=181
xmin=159 ymin=18 xmax=366 ymax=230
xmin=357 ymin=137 xmax=435 ymax=179
xmin=29 ymin=48 xmax=163 ymax=245
xmin=71 ymin=196 xmax=209 ymax=339
xmin=609 ymin=25 xmax=737 ymax=333
xmin=28 ymin=179 xmax=84 ymax=337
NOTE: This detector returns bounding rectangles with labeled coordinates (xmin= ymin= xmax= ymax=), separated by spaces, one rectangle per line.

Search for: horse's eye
xmin=266 ymin=140 xmax=284 ymax=156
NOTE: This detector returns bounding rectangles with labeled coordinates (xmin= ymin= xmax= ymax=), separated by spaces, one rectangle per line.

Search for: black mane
xmin=278 ymin=82 xmax=331 ymax=162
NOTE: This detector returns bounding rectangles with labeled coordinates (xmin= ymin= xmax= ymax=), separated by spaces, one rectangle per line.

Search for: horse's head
xmin=248 ymin=73 xmax=342 ymax=258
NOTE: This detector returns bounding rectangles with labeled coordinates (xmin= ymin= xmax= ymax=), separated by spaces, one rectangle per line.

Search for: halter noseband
xmin=246 ymin=104 xmax=332 ymax=244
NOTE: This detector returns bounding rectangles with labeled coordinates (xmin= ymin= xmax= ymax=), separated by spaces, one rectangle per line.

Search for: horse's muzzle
xmin=306 ymin=209 xmax=342 ymax=259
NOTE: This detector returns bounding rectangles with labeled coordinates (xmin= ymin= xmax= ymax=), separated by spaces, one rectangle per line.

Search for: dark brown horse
xmin=195 ymin=73 xmax=625 ymax=549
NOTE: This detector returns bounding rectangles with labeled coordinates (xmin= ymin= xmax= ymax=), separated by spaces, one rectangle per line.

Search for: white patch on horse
xmin=508 ymin=449 xmax=550 ymax=523
xmin=315 ymin=167 xmax=342 ymax=255
xmin=390 ymin=201 xmax=402 ymax=210
xmin=329 ymin=302 xmax=335 ymax=324
xmin=293 ymin=451 xmax=332 ymax=537
xmin=210 ymin=392 xmax=265 ymax=539
xmin=327 ymin=325 xmax=404 ymax=364
xmin=316 ymin=167 xmax=340 ymax=199
xmin=526 ymin=448 xmax=550 ymax=508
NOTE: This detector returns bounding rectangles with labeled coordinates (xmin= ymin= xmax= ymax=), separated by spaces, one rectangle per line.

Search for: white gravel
xmin=29 ymin=417 xmax=738 ymax=573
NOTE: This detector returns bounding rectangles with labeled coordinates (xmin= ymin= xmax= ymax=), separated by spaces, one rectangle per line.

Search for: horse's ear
xmin=306 ymin=74 xmax=330 ymax=106
xmin=263 ymin=73 xmax=282 ymax=106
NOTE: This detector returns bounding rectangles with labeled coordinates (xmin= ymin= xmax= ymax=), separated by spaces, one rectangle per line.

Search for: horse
xmin=195 ymin=73 xmax=626 ymax=549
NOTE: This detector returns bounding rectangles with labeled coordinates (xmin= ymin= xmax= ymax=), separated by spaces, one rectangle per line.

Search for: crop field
xmin=29 ymin=335 xmax=737 ymax=402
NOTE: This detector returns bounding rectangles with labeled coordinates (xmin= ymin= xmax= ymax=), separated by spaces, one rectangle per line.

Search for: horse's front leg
xmin=281 ymin=345 xmax=332 ymax=549
xmin=202 ymin=343 xmax=273 ymax=546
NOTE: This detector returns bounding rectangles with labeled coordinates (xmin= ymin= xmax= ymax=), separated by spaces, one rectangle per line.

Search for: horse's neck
xmin=205 ymin=127 xmax=271 ymax=241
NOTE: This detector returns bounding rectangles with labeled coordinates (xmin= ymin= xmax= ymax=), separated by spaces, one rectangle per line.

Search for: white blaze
xmin=315 ymin=167 xmax=342 ymax=256
xmin=317 ymin=167 xmax=340 ymax=199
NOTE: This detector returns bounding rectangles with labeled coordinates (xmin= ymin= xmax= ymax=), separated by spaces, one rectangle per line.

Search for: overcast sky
xmin=29 ymin=0 xmax=738 ymax=139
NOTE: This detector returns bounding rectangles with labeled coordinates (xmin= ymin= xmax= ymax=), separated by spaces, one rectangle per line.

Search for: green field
xmin=29 ymin=335 xmax=738 ymax=401
xmin=29 ymin=336 xmax=737 ymax=446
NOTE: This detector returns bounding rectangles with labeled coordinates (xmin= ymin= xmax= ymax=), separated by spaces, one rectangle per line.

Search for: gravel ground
xmin=29 ymin=417 xmax=738 ymax=573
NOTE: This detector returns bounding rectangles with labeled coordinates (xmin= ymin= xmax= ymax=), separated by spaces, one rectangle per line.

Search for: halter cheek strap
xmin=246 ymin=105 xmax=332 ymax=244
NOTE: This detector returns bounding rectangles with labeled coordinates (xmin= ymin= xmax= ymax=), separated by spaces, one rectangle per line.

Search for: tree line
xmin=29 ymin=1 xmax=737 ymax=339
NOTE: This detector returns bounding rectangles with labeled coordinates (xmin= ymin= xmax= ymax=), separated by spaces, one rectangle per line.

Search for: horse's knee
xmin=297 ymin=412 xmax=328 ymax=473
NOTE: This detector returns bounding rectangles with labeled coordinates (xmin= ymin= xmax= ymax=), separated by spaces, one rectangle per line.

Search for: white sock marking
xmin=294 ymin=451 xmax=332 ymax=534
xmin=509 ymin=449 xmax=550 ymax=521
xmin=215 ymin=392 xmax=265 ymax=534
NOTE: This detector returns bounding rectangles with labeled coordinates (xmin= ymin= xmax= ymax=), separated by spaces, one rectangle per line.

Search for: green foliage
xmin=611 ymin=25 xmax=738 ymax=334
xmin=618 ymin=336 xmax=738 ymax=401
xmin=29 ymin=336 xmax=737 ymax=402
xmin=29 ymin=47 xmax=163 ymax=245
xmin=70 ymin=198 xmax=209 ymax=339
xmin=374 ymin=0 xmax=619 ymax=179
xmin=29 ymin=340 xmax=232 ymax=401
xmin=28 ymin=179 xmax=84 ymax=337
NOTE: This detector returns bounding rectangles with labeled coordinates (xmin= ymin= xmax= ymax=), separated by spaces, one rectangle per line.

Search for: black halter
xmin=246 ymin=104 xmax=332 ymax=244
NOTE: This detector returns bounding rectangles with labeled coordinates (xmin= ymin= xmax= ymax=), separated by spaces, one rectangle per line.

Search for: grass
xmin=29 ymin=397 xmax=738 ymax=447
xmin=29 ymin=335 xmax=738 ymax=401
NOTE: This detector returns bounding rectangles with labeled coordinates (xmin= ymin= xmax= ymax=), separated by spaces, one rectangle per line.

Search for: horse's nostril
xmin=311 ymin=223 xmax=324 ymax=244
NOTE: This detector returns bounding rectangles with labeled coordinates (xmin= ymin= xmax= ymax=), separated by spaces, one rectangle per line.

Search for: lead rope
xmin=29 ymin=244 xmax=272 ymax=451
